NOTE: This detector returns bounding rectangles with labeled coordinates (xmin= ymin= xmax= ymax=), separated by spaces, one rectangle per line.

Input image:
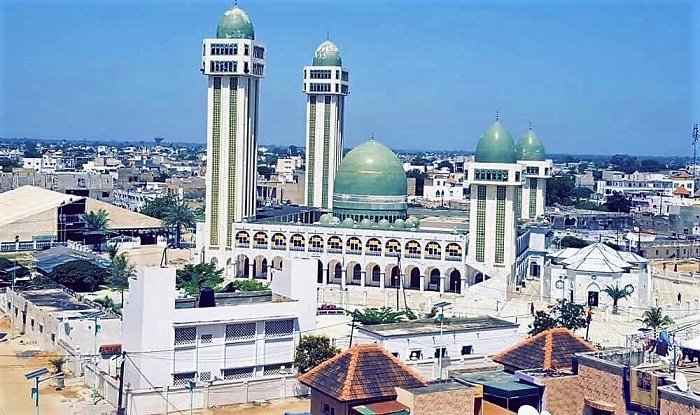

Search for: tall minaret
xmin=516 ymin=125 xmax=552 ymax=220
xmin=467 ymin=116 xmax=522 ymax=287
xmin=303 ymin=38 xmax=350 ymax=209
xmin=202 ymin=6 xmax=265 ymax=250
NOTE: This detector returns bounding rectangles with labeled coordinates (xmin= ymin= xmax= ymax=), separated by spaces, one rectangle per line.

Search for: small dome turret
xmin=216 ymin=7 xmax=255 ymax=39
xmin=313 ymin=40 xmax=342 ymax=66
xmin=516 ymin=128 xmax=546 ymax=161
xmin=474 ymin=120 xmax=517 ymax=164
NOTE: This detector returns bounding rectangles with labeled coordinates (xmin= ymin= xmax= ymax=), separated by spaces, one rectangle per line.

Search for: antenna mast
xmin=694 ymin=124 xmax=700 ymax=187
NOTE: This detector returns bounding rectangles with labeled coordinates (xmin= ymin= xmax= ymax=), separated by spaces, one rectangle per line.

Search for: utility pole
xmin=694 ymin=124 xmax=700 ymax=191
xmin=116 ymin=351 xmax=126 ymax=415
xmin=9 ymin=260 xmax=16 ymax=340
xmin=435 ymin=301 xmax=451 ymax=381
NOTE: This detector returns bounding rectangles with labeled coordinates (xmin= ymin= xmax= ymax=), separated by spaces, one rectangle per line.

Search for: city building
xmin=203 ymin=6 xmax=266 ymax=252
xmin=422 ymin=174 xmax=467 ymax=203
xmin=303 ymin=39 xmax=350 ymax=209
xmin=543 ymin=242 xmax=652 ymax=308
xmin=122 ymin=258 xmax=316 ymax=389
xmin=354 ymin=316 xmax=519 ymax=379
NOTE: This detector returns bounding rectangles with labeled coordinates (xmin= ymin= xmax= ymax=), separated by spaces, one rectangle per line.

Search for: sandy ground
xmin=650 ymin=258 xmax=700 ymax=273
xmin=203 ymin=398 xmax=309 ymax=414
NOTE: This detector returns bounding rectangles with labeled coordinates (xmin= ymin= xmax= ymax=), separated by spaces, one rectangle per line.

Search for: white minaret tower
xmin=516 ymin=125 xmax=553 ymax=220
xmin=467 ymin=116 xmax=523 ymax=288
xmin=303 ymin=38 xmax=349 ymax=209
xmin=202 ymin=6 xmax=265 ymax=250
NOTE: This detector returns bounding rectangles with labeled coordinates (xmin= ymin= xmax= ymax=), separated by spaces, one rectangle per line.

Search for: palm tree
xmin=108 ymin=253 xmax=136 ymax=308
xmin=82 ymin=209 xmax=110 ymax=232
xmin=105 ymin=243 xmax=119 ymax=260
xmin=349 ymin=307 xmax=406 ymax=325
xmin=603 ymin=284 xmax=631 ymax=314
xmin=163 ymin=201 xmax=196 ymax=248
xmin=640 ymin=307 xmax=674 ymax=334
xmin=94 ymin=295 xmax=117 ymax=312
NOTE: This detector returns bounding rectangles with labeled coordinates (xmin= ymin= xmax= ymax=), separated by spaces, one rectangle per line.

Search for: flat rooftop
xmin=357 ymin=316 xmax=518 ymax=338
xmin=405 ymin=380 xmax=471 ymax=395
xmin=455 ymin=370 xmax=540 ymax=398
xmin=18 ymin=288 xmax=111 ymax=319
xmin=174 ymin=290 xmax=294 ymax=309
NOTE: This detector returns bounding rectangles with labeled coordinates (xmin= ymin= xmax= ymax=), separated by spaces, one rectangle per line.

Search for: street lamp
xmin=434 ymin=301 xmax=451 ymax=381
xmin=25 ymin=367 xmax=50 ymax=415
xmin=186 ymin=379 xmax=196 ymax=415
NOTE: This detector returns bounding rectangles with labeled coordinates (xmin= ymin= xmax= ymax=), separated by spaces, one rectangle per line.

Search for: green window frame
xmin=321 ymin=96 xmax=331 ymax=208
xmin=476 ymin=185 xmax=486 ymax=262
xmin=209 ymin=77 xmax=222 ymax=247
xmin=306 ymin=96 xmax=317 ymax=205
xmin=529 ymin=178 xmax=538 ymax=218
xmin=226 ymin=77 xmax=238 ymax=248
xmin=495 ymin=186 xmax=506 ymax=264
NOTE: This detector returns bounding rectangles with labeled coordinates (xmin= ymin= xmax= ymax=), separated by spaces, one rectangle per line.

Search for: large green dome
xmin=333 ymin=139 xmax=407 ymax=221
xmin=516 ymin=129 xmax=546 ymax=161
xmin=216 ymin=7 xmax=255 ymax=40
xmin=474 ymin=121 xmax=517 ymax=164
xmin=312 ymin=40 xmax=342 ymax=66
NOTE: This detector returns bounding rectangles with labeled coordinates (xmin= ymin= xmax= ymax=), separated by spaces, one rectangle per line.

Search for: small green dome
xmin=360 ymin=218 xmax=373 ymax=228
xmin=394 ymin=218 xmax=406 ymax=229
xmin=334 ymin=140 xmax=407 ymax=197
xmin=312 ymin=40 xmax=342 ymax=66
xmin=319 ymin=213 xmax=332 ymax=224
xmin=216 ymin=7 xmax=255 ymax=39
xmin=406 ymin=216 xmax=420 ymax=228
xmin=329 ymin=216 xmax=341 ymax=225
xmin=474 ymin=121 xmax=517 ymax=164
xmin=516 ymin=129 xmax=546 ymax=161
xmin=342 ymin=217 xmax=355 ymax=227
xmin=378 ymin=219 xmax=391 ymax=229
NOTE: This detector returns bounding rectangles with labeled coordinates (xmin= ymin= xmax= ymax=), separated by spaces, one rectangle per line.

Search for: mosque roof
xmin=334 ymin=139 xmax=407 ymax=197
xmin=216 ymin=7 xmax=255 ymax=40
xmin=516 ymin=128 xmax=546 ymax=161
xmin=474 ymin=120 xmax=517 ymax=164
xmin=313 ymin=40 xmax=342 ymax=66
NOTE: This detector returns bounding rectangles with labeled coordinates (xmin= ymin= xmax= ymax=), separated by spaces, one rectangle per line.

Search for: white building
xmin=423 ymin=174 xmax=466 ymax=202
xmin=122 ymin=259 xmax=316 ymax=389
xmin=303 ymin=39 xmax=350 ymax=209
xmin=542 ymin=242 xmax=651 ymax=309
xmin=275 ymin=157 xmax=302 ymax=183
xmin=203 ymin=6 xmax=266 ymax=250
xmin=516 ymin=127 xmax=553 ymax=220
xmin=596 ymin=171 xmax=674 ymax=197
xmin=354 ymin=316 xmax=519 ymax=379
xmin=22 ymin=157 xmax=42 ymax=171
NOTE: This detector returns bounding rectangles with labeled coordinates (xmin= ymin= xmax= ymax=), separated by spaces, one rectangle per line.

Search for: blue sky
xmin=1 ymin=0 xmax=698 ymax=156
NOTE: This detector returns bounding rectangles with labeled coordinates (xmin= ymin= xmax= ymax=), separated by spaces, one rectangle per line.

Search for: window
xmin=244 ymin=44 xmax=249 ymax=56
xmin=39 ymin=324 xmax=44 ymax=334
xmin=51 ymin=333 xmax=56 ymax=343
xmin=200 ymin=333 xmax=212 ymax=344
xmin=222 ymin=367 xmax=254 ymax=380
xmin=30 ymin=319 xmax=35 ymax=329
xmin=199 ymin=371 xmax=211 ymax=382
xmin=475 ymin=169 xmax=508 ymax=181
xmin=265 ymin=319 xmax=294 ymax=337
xmin=263 ymin=363 xmax=292 ymax=376
xmin=461 ymin=345 xmax=473 ymax=355
xmin=225 ymin=323 xmax=256 ymax=341
xmin=172 ymin=372 xmax=196 ymax=386
xmin=174 ymin=327 xmax=197 ymax=346
xmin=409 ymin=350 xmax=423 ymax=360
xmin=434 ymin=347 xmax=447 ymax=358
xmin=323 ymin=404 xmax=336 ymax=415
xmin=391 ymin=352 xmax=400 ymax=358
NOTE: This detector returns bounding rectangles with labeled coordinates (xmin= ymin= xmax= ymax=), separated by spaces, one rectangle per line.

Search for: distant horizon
xmin=2 ymin=0 xmax=698 ymax=156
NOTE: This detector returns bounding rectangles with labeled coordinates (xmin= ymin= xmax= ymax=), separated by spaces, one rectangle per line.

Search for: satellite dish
xmin=518 ymin=406 xmax=540 ymax=415
xmin=676 ymin=372 xmax=689 ymax=392
xmin=541 ymin=411 xmax=552 ymax=415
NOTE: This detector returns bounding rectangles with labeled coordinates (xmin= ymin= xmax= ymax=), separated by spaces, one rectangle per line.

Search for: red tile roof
xmin=673 ymin=185 xmax=690 ymax=196
xmin=298 ymin=343 xmax=428 ymax=401
xmin=491 ymin=328 xmax=595 ymax=371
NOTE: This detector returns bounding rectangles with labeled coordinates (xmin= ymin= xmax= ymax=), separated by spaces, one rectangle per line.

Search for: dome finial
xmin=495 ymin=111 xmax=500 ymax=122
xmin=370 ymin=132 xmax=375 ymax=141
xmin=234 ymin=0 xmax=238 ymax=5
xmin=528 ymin=121 xmax=533 ymax=131
xmin=326 ymin=31 xmax=330 ymax=41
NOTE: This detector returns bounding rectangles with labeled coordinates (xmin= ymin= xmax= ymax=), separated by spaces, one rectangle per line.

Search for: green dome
xmin=333 ymin=139 xmax=408 ymax=221
xmin=312 ymin=40 xmax=342 ymax=66
xmin=394 ymin=218 xmax=406 ymax=229
xmin=516 ymin=129 xmax=546 ymax=161
xmin=474 ymin=121 xmax=517 ymax=164
xmin=216 ymin=7 xmax=255 ymax=39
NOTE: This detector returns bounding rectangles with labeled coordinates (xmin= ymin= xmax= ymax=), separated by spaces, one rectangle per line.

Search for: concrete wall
xmin=577 ymin=359 xmax=627 ymax=415
xmin=541 ymin=374 xmax=584 ymax=415
xmin=659 ymin=392 xmax=700 ymax=415
xmin=403 ymin=386 xmax=475 ymax=415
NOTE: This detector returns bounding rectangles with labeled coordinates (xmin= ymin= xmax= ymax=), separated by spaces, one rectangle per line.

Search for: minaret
xmin=516 ymin=124 xmax=552 ymax=220
xmin=467 ymin=116 xmax=521 ymax=284
xmin=202 ymin=6 xmax=265 ymax=250
xmin=303 ymin=38 xmax=350 ymax=209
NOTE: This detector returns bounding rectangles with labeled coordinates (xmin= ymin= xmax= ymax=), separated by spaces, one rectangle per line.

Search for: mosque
xmin=195 ymin=6 xmax=553 ymax=302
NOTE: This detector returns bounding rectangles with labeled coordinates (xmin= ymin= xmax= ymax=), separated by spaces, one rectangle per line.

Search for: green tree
xmin=604 ymin=192 xmax=631 ymax=213
xmin=163 ymin=202 xmax=196 ymax=248
xmin=176 ymin=263 xmax=223 ymax=296
xmin=140 ymin=194 xmax=178 ymax=219
xmin=603 ymin=284 xmax=631 ymax=314
xmin=51 ymin=260 xmax=108 ymax=292
xmin=608 ymin=154 xmax=639 ymax=174
xmin=258 ymin=165 xmax=275 ymax=179
xmin=528 ymin=310 xmax=557 ymax=336
xmin=294 ymin=335 xmax=340 ymax=373
xmin=107 ymin=253 xmax=136 ymax=307
xmin=94 ymin=295 xmax=118 ymax=313
xmin=82 ymin=209 xmax=110 ymax=232
xmin=436 ymin=160 xmax=453 ymax=172
xmin=222 ymin=279 xmax=269 ymax=292
xmin=577 ymin=162 xmax=589 ymax=173
xmin=571 ymin=187 xmax=593 ymax=201
xmin=546 ymin=175 xmax=576 ymax=206
xmin=559 ymin=236 xmax=590 ymax=248
xmin=193 ymin=206 xmax=205 ymax=222
xmin=528 ymin=299 xmax=587 ymax=336
xmin=349 ymin=307 xmax=406 ymax=325
xmin=639 ymin=307 xmax=674 ymax=335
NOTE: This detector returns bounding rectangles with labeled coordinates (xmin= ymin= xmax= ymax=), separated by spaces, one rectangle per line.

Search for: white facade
xmin=466 ymin=161 xmax=523 ymax=288
xmin=541 ymin=243 xmax=652 ymax=309
xmin=519 ymin=159 xmax=553 ymax=220
xmin=303 ymin=60 xmax=350 ymax=209
xmin=22 ymin=157 xmax=42 ymax=171
xmin=202 ymin=35 xmax=266 ymax=249
xmin=122 ymin=261 xmax=316 ymax=389
xmin=596 ymin=171 xmax=674 ymax=196
xmin=423 ymin=174 xmax=466 ymax=202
